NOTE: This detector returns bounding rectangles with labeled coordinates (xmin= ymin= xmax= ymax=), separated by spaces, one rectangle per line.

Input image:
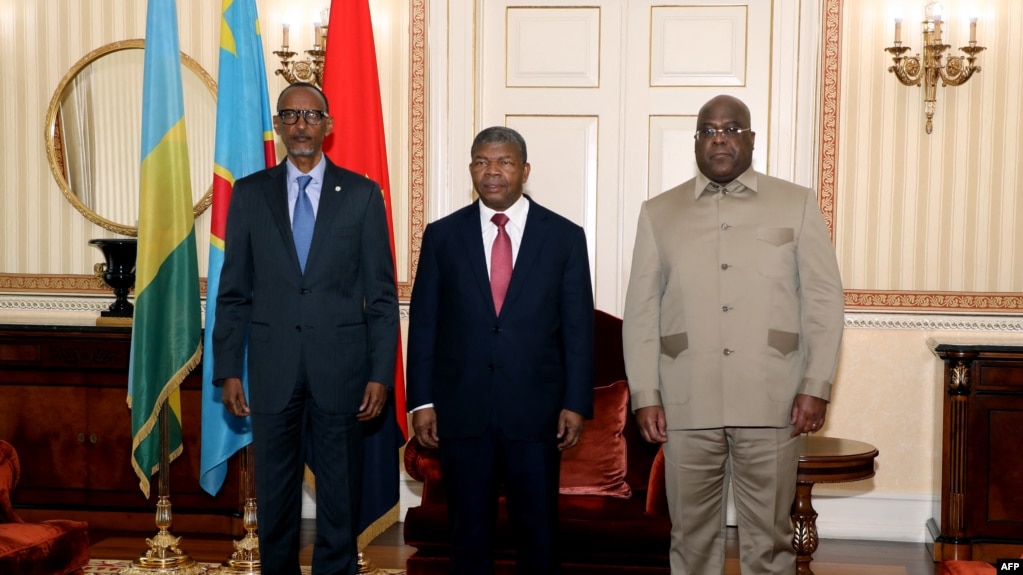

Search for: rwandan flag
xmin=321 ymin=0 xmax=406 ymax=547
xmin=128 ymin=0 xmax=202 ymax=499
xmin=199 ymin=0 xmax=276 ymax=497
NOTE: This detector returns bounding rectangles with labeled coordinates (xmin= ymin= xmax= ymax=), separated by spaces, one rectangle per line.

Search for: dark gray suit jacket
xmin=213 ymin=158 xmax=399 ymax=415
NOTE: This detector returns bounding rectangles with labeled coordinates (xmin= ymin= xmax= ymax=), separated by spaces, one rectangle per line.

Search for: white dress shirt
xmin=411 ymin=195 xmax=530 ymax=413
xmin=479 ymin=194 xmax=529 ymax=276
xmin=285 ymin=156 xmax=327 ymax=221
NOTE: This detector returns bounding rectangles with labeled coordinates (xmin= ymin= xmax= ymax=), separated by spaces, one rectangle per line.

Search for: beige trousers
xmin=663 ymin=427 xmax=799 ymax=575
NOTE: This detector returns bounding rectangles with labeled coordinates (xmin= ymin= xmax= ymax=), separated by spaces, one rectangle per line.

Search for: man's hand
xmin=790 ymin=393 xmax=828 ymax=437
xmin=221 ymin=378 xmax=250 ymax=417
xmin=412 ymin=408 xmax=439 ymax=449
xmin=635 ymin=406 xmax=668 ymax=444
xmin=557 ymin=409 xmax=585 ymax=451
xmin=357 ymin=381 xmax=388 ymax=422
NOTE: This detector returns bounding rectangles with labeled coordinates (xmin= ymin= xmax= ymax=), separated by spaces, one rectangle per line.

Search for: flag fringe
xmin=130 ymin=342 xmax=203 ymax=498
xmin=356 ymin=503 xmax=399 ymax=550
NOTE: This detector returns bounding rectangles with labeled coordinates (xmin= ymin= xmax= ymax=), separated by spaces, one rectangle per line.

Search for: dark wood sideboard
xmin=0 ymin=323 xmax=243 ymax=535
xmin=929 ymin=341 xmax=1023 ymax=562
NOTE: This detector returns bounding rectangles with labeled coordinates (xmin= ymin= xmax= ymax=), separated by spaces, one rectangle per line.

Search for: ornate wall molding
xmin=404 ymin=0 xmax=427 ymax=300
xmin=0 ymin=295 xmax=110 ymax=314
xmin=0 ymin=273 xmax=108 ymax=293
xmin=0 ymin=294 xmax=410 ymax=321
xmin=845 ymin=312 xmax=1023 ymax=332
xmin=0 ymin=288 xmax=1014 ymax=332
xmin=846 ymin=290 xmax=1023 ymax=312
xmin=817 ymin=0 xmax=842 ymax=237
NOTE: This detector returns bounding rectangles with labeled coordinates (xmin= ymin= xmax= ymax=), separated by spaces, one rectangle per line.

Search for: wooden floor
xmin=89 ymin=523 xmax=940 ymax=574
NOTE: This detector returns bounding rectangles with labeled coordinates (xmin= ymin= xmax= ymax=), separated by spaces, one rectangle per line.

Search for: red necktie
xmin=490 ymin=213 xmax=512 ymax=314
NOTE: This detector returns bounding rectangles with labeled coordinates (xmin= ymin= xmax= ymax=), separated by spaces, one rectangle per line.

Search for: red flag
xmin=321 ymin=0 xmax=406 ymax=544
xmin=321 ymin=0 xmax=407 ymax=439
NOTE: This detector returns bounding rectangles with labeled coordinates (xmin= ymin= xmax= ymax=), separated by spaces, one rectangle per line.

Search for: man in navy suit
xmin=407 ymin=126 xmax=595 ymax=575
xmin=213 ymin=82 xmax=398 ymax=575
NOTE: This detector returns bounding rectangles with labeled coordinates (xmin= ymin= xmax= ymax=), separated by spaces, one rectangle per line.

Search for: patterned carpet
xmin=86 ymin=558 xmax=903 ymax=575
xmin=85 ymin=559 xmax=405 ymax=574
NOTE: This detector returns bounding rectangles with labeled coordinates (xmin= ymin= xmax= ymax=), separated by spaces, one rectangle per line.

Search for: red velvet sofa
xmin=0 ymin=440 xmax=90 ymax=575
xmin=402 ymin=310 xmax=672 ymax=574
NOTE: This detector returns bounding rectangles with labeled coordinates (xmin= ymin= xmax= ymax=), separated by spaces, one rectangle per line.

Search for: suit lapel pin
xmin=335 ymin=186 xmax=341 ymax=192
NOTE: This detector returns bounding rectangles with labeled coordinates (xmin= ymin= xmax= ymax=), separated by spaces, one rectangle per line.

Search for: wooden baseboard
xmin=17 ymin=507 xmax=243 ymax=536
xmin=926 ymin=517 xmax=1023 ymax=563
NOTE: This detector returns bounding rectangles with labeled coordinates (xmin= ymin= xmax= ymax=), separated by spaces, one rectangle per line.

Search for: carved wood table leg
xmin=793 ymin=436 xmax=879 ymax=575
xmin=792 ymin=481 xmax=819 ymax=575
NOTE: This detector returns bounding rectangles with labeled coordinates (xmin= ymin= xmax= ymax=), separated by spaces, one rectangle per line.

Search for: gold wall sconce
xmin=274 ymin=8 xmax=330 ymax=87
xmin=885 ymin=1 xmax=985 ymax=134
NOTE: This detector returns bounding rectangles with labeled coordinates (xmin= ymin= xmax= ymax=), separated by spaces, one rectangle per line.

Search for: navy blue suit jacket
xmin=406 ymin=197 xmax=594 ymax=442
xmin=213 ymin=159 xmax=399 ymax=415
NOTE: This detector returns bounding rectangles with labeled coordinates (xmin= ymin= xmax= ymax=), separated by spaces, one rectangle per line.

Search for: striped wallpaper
xmin=0 ymin=0 xmax=220 ymax=280
xmin=835 ymin=0 xmax=1023 ymax=296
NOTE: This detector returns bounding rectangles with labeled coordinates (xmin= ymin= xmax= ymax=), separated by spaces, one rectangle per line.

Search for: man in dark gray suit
xmin=213 ymin=82 xmax=399 ymax=575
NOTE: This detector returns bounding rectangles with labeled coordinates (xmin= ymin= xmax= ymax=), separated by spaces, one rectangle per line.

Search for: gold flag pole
xmin=120 ymin=403 xmax=204 ymax=575
xmin=209 ymin=444 xmax=260 ymax=575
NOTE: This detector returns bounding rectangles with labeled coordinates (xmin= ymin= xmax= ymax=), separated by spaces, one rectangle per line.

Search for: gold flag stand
xmin=357 ymin=552 xmax=382 ymax=575
xmin=209 ymin=445 xmax=260 ymax=575
xmin=120 ymin=405 xmax=205 ymax=575
xmin=205 ymin=441 xmax=382 ymax=574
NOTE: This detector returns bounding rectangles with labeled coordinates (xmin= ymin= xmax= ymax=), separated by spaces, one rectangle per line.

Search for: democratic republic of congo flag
xmin=128 ymin=0 xmax=202 ymax=499
xmin=199 ymin=0 xmax=276 ymax=497
xmin=321 ymin=0 xmax=406 ymax=548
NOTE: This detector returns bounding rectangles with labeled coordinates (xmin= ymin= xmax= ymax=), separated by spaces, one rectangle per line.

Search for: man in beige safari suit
xmin=622 ymin=95 xmax=844 ymax=575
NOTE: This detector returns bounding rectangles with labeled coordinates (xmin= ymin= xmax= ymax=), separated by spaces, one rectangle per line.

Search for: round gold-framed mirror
xmin=44 ymin=39 xmax=217 ymax=237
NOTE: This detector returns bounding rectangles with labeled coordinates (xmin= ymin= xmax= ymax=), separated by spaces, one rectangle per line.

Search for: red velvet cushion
xmin=938 ymin=561 xmax=997 ymax=575
xmin=0 ymin=520 xmax=90 ymax=575
xmin=645 ymin=446 xmax=667 ymax=515
xmin=559 ymin=380 xmax=632 ymax=498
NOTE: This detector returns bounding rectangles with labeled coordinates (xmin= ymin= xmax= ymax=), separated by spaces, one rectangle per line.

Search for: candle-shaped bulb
xmin=970 ymin=17 xmax=977 ymax=43
xmin=314 ymin=23 xmax=323 ymax=49
xmin=282 ymin=23 xmax=290 ymax=49
xmin=894 ymin=18 xmax=902 ymax=43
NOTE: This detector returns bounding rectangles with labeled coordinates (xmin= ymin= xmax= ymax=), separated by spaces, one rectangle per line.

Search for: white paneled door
xmin=474 ymin=0 xmax=789 ymax=313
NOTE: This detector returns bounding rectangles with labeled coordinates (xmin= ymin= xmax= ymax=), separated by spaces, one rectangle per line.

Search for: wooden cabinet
xmin=0 ymin=324 xmax=243 ymax=534
xmin=929 ymin=341 xmax=1023 ymax=562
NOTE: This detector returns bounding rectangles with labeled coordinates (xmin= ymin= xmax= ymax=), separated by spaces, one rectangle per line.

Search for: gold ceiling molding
xmin=820 ymin=0 xmax=1023 ymax=312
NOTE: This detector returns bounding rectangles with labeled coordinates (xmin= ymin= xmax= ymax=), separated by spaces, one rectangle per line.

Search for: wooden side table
xmin=793 ymin=436 xmax=879 ymax=575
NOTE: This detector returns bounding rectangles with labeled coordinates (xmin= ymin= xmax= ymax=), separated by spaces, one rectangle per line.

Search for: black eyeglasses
xmin=278 ymin=109 xmax=328 ymax=125
xmin=694 ymin=127 xmax=752 ymax=141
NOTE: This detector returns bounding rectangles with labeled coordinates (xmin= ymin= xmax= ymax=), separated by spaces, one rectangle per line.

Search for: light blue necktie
xmin=292 ymin=175 xmax=314 ymax=272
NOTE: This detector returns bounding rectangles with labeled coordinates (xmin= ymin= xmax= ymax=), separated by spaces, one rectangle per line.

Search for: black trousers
xmin=439 ymin=427 xmax=562 ymax=575
xmin=251 ymin=375 xmax=363 ymax=575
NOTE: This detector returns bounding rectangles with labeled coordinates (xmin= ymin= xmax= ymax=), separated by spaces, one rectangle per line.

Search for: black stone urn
xmin=89 ymin=238 xmax=138 ymax=318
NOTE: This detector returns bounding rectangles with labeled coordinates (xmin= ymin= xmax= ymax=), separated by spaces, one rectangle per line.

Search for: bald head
xmin=697 ymin=95 xmax=751 ymax=128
